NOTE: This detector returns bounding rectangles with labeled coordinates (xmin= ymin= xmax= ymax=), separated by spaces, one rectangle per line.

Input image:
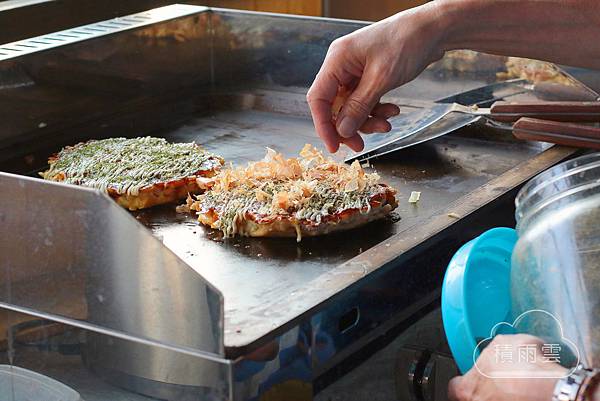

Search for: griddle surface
xmin=133 ymin=108 xmax=543 ymax=351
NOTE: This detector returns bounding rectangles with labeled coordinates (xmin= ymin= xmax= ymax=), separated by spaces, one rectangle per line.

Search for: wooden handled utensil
xmin=347 ymin=100 xmax=600 ymax=162
xmin=513 ymin=117 xmax=600 ymax=149
xmin=485 ymin=101 xmax=600 ymax=123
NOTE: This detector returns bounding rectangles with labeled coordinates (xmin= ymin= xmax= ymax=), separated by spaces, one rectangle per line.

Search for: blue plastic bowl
xmin=441 ymin=227 xmax=517 ymax=373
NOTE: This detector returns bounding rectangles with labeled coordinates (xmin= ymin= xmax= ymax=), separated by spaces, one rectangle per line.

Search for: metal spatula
xmin=345 ymin=101 xmax=600 ymax=162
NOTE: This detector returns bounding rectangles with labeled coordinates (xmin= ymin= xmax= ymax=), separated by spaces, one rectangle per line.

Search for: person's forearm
xmin=434 ymin=0 xmax=600 ymax=69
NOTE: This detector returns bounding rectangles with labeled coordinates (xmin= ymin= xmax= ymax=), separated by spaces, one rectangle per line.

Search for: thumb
xmin=336 ymin=69 xmax=384 ymax=138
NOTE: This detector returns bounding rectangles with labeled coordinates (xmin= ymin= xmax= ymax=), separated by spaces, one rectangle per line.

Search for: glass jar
xmin=512 ymin=153 xmax=600 ymax=368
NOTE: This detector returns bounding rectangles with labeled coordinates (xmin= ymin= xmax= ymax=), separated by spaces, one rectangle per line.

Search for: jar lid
xmin=441 ymin=227 xmax=517 ymax=373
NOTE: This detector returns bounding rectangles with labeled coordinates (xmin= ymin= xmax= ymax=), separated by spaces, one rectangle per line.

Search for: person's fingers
xmin=371 ymin=102 xmax=400 ymax=119
xmin=341 ymin=133 xmax=364 ymax=152
xmin=359 ymin=116 xmax=392 ymax=134
xmin=448 ymin=374 xmax=476 ymax=401
xmin=307 ymin=37 xmax=361 ymax=153
xmin=336 ymin=68 xmax=385 ymax=139
xmin=307 ymin=68 xmax=343 ymax=153
xmin=447 ymin=376 xmax=463 ymax=401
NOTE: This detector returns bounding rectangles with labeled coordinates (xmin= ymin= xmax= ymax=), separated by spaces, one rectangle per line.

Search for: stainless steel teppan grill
xmin=0 ymin=5 xmax=596 ymax=401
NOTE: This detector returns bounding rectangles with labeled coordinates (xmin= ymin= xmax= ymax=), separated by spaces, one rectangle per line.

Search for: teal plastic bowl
xmin=441 ymin=227 xmax=517 ymax=373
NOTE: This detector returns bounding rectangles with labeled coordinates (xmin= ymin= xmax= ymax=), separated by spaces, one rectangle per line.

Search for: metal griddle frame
xmin=0 ymin=4 xmax=593 ymax=400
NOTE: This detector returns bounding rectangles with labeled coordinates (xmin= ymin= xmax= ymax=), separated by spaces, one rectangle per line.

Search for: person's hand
xmin=448 ymin=334 xmax=567 ymax=401
xmin=306 ymin=3 xmax=446 ymax=153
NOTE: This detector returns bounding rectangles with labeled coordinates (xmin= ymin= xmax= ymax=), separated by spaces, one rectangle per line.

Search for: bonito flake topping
xmin=187 ymin=144 xmax=397 ymax=241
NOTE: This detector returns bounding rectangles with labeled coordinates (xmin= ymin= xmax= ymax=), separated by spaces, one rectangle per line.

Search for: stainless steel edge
xmin=0 ymin=4 xmax=207 ymax=61
xmin=209 ymin=6 xmax=373 ymax=25
xmin=0 ymin=301 xmax=229 ymax=364
xmin=0 ymin=171 xmax=230 ymax=394
xmin=0 ymin=0 xmax=51 ymax=12
xmin=0 ymin=2 xmax=367 ymax=64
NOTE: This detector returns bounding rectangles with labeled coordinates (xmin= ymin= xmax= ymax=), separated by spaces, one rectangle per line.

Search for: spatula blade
xmin=344 ymin=79 xmax=531 ymax=163
xmin=345 ymin=104 xmax=454 ymax=163
xmin=352 ymin=113 xmax=482 ymax=162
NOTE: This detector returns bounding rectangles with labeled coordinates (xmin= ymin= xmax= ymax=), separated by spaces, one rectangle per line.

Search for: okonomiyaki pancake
xmin=187 ymin=144 xmax=398 ymax=242
xmin=41 ymin=136 xmax=224 ymax=210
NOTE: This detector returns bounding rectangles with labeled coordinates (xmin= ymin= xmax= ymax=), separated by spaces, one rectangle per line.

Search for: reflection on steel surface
xmin=0 ymin=172 xmax=227 ymax=397
xmin=0 ymin=5 xmax=206 ymax=61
